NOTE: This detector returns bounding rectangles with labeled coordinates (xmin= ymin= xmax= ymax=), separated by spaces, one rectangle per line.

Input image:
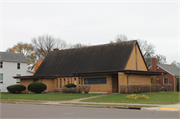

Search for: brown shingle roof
xmin=34 ymin=40 xmax=137 ymax=77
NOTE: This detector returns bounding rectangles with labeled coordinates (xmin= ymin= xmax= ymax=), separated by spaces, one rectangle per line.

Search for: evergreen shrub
xmin=7 ymin=84 xmax=26 ymax=94
xmin=28 ymin=82 xmax=47 ymax=93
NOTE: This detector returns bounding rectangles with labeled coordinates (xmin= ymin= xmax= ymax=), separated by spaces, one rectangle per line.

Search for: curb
xmin=1 ymin=102 xmax=141 ymax=110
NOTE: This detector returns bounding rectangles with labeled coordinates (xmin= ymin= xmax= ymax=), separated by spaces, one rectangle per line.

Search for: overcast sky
xmin=0 ymin=0 xmax=179 ymax=64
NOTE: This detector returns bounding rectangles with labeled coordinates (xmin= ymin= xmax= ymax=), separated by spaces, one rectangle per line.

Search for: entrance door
xmin=112 ymin=74 xmax=118 ymax=93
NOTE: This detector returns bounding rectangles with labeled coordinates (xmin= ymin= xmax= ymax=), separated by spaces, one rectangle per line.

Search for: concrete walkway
xmin=41 ymin=94 xmax=180 ymax=112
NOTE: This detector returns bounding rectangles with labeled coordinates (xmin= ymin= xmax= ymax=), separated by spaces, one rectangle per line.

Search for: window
xmin=33 ymin=79 xmax=38 ymax=82
xmin=0 ymin=74 xmax=3 ymax=83
xmin=84 ymin=77 xmax=107 ymax=85
xmin=0 ymin=62 xmax=3 ymax=68
xmin=164 ymin=78 xmax=168 ymax=84
xmin=16 ymin=74 xmax=21 ymax=83
xmin=17 ymin=63 xmax=20 ymax=69
xmin=74 ymin=78 xmax=76 ymax=85
xmin=60 ymin=79 xmax=62 ymax=88
xmin=67 ymin=78 xmax=69 ymax=84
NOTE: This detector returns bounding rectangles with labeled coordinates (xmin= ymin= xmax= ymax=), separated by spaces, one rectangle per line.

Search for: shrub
xmin=70 ymin=87 xmax=76 ymax=93
xmin=120 ymin=85 xmax=150 ymax=94
xmin=163 ymin=84 xmax=172 ymax=92
xmin=63 ymin=84 xmax=77 ymax=88
xmin=120 ymin=85 xmax=127 ymax=94
xmin=76 ymin=87 xmax=82 ymax=93
xmin=7 ymin=84 xmax=26 ymax=94
xmin=61 ymin=87 xmax=70 ymax=94
xmin=126 ymin=94 xmax=149 ymax=99
xmin=27 ymin=82 xmax=47 ymax=93
xmin=151 ymin=84 xmax=161 ymax=92
xmin=82 ymin=85 xmax=91 ymax=94
xmin=141 ymin=85 xmax=151 ymax=93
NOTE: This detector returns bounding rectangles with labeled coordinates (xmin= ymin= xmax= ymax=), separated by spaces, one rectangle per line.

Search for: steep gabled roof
xmin=0 ymin=52 xmax=29 ymax=63
xmin=34 ymin=40 xmax=137 ymax=76
xmin=157 ymin=64 xmax=180 ymax=76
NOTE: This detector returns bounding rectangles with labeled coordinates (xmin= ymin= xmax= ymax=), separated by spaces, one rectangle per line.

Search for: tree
xmin=170 ymin=61 xmax=180 ymax=67
xmin=155 ymin=54 xmax=167 ymax=64
xmin=6 ymin=42 xmax=36 ymax=68
xmin=32 ymin=34 xmax=67 ymax=60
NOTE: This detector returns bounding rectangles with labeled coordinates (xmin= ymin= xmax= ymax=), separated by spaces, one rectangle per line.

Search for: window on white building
xmin=0 ymin=62 xmax=3 ymax=68
xmin=0 ymin=74 xmax=3 ymax=83
xmin=164 ymin=78 xmax=168 ymax=84
xmin=16 ymin=74 xmax=21 ymax=83
xmin=17 ymin=63 xmax=20 ymax=69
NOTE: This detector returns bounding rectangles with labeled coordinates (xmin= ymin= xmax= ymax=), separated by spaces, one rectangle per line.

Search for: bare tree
xmin=32 ymin=34 xmax=67 ymax=60
xmin=156 ymin=54 xmax=167 ymax=64
xmin=171 ymin=61 xmax=180 ymax=67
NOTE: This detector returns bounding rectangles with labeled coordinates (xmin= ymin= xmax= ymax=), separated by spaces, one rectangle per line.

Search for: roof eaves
xmin=157 ymin=64 xmax=175 ymax=76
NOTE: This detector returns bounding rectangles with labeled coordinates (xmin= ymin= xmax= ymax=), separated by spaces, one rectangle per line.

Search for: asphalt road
xmin=0 ymin=103 xmax=179 ymax=119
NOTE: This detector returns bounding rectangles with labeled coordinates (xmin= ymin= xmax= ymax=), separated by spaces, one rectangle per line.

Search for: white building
xmin=0 ymin=52 xmax=34 ymax=92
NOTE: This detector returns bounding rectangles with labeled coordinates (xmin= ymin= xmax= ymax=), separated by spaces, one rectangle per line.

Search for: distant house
xmin=14 ymin=40 xmax=165 ymax=93
xmin=0 ymin=52 xmax=34 ymax=92
xmin=149 ymin=58 xmax=180 ymax=91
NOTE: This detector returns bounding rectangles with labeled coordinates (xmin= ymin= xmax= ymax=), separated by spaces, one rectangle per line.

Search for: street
xmin=0 ymin=103 xmax=179 ymax=119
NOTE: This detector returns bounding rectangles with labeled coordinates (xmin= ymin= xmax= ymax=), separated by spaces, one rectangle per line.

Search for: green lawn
xmin=0 ymin=92 xmax=99 ymax=101
xmin=81 ymin=92 xmax=180 ymax=104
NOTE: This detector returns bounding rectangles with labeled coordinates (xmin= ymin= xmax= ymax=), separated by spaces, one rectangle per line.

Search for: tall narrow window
xmin=64 ymin=79 xmax=66 ymax=86
xmin=0 ymin=74 xmax=3 ymax=83
xmin=74 ymin=78 xmax=76 ymax=85
xmin=164 ymin=78 xmax=168 ymax=84
xmin=67 ymin=78 xmax=69 ymax=84
xmin=17 ymin=63 xmax=20 ymax=69
xmin=60 ymin=79 xmax=62 ymax=88
xmin=0 ymin=62 xmax=3 ymax=68
xmin=16 ymin=74 xmax=21 ymax=83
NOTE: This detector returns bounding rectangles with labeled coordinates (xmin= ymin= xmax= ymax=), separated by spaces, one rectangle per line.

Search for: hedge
xmin=7 ymin=84 xmax=26 ymax=94
xmin=120 ymin=84 xmax=162 ymax=94
xmin=28 ymin=82 xmax=47 ymax=93
xmin=163 ymin=84 xmax=172 ymax=92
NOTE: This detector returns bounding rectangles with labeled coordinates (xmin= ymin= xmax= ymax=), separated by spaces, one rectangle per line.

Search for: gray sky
xmin=0 ymin=0 xmax=179 ymax=64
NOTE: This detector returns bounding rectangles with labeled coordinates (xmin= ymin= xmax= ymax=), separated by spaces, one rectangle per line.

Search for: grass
xmin=62 ymin=103 xmax=158 ymax=107
xmin=0 ymin=92 xmax=99 ymax=101
xmin=81 ymin=92 xmax=180 ymax=104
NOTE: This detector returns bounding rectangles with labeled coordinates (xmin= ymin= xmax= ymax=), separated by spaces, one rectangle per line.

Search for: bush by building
xmin=63 ymin=84 xmax=77 ymax=88
xmin=7 ymin=84 xmax=26 ymax=94
xmin=151 ymin=84 xmax=161 ymax=92
xmin=163 ymin=84 xmax=172 ymax=92
xmin=76 ymin=87 xmax=82 ymax=93
xmin=61 ymin=87 xmax=70 ymax=94
xmin=27 ymin=82 xmax=47 ymax=93
xmin=82 ymin=85 xmax=91 ymax=94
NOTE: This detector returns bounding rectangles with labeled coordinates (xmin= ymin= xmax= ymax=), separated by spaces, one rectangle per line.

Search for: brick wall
xmin=149 ymin=58 xmax=176 ymax=91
